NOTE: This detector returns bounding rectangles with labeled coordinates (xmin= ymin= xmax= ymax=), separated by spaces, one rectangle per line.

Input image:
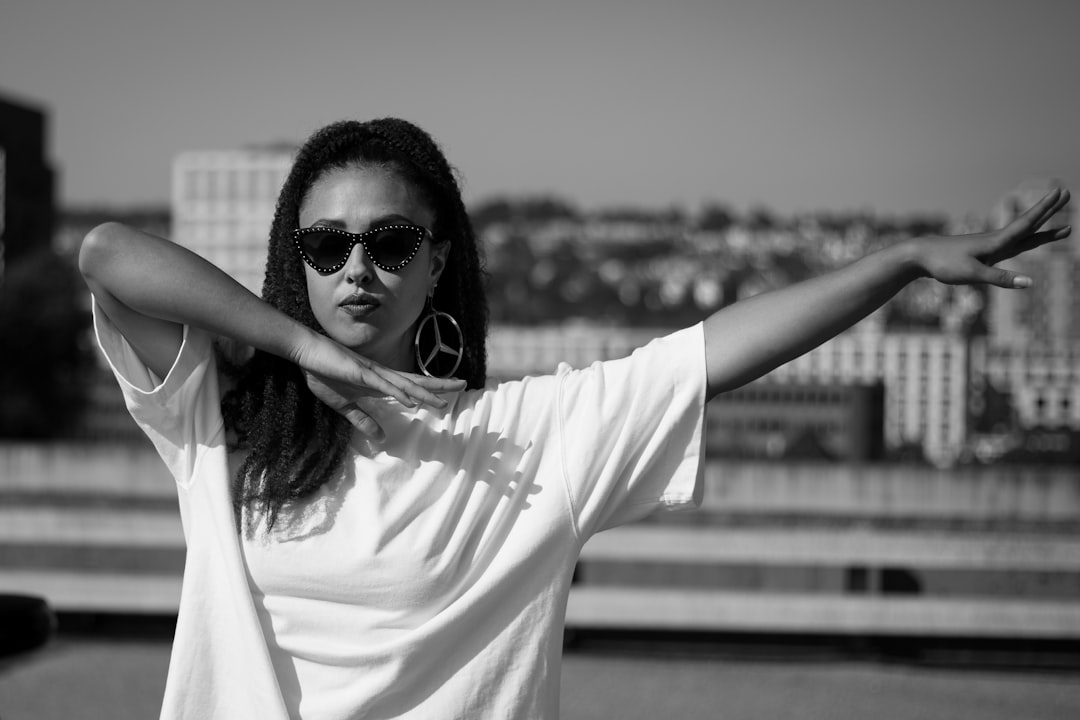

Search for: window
xmin=248 ymin=169 xmax=260 ymax=201
xmin=184 ymin=169 xmax=199 ymax=202
xmin=207 ymin=171 xmax=219 ymax=201
xmin=225 ymin=170 xmax=238 ymax=202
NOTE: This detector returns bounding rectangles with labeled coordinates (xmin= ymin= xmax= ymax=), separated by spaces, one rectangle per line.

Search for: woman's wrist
xmin=887 ymin=238 xmax=932 ymax=282
xmin=280 ymin=322 xmax=328 ymax=368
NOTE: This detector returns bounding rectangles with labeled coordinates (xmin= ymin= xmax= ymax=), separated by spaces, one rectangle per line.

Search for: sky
xmin=2 ymin=0 xmax=1079 ymax=220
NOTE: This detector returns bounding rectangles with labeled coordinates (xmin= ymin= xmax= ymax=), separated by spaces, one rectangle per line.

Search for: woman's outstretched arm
xmin=703 ymin=188 xmax=1071 ymax=400
xmin=79 ymin=222 xmax=463 ymax=435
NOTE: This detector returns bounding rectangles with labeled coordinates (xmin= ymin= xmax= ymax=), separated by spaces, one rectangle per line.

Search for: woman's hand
xmin=913 ymin=188 xmax=1071 ymax=288
xmin=291 ymin=333 xmax=466 ymax=438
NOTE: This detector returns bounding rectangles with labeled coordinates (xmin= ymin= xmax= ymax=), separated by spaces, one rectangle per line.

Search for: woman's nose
xmin=343 ymin=241 xmax=375 ymax=285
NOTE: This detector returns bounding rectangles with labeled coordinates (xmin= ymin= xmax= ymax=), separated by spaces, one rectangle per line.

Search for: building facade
xmin=764 ymin=327 xmax=971 ymax=466
xmin=171 ymin=146 xmax=294 ymax=294
xmin=974 ymin=340 xmax=1080 ymax=431
xmin=704 ymin=381 xmax=885 ymax=461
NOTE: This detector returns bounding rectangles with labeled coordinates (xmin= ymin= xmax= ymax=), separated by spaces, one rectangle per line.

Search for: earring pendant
xmin=414 ymin=307 xmax=464 ymax=378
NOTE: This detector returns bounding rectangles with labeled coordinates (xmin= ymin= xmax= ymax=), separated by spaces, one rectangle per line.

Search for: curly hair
xmin=222 ymin=118 xmax=489 ymax=532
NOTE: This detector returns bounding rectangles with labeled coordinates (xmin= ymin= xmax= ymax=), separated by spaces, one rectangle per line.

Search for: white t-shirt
xmin=94 ymin=301 xmax=707 ymax=720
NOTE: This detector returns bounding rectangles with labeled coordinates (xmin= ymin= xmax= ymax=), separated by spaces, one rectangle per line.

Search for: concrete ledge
xmin=0 ymin=570 xmax=181 ymax=613
xmin=582 ymin=525 xmax=1080 ymax=571
xmin=16 ymin=507 xmax=1077 ymax=572
xmin=0 ymin=443 xmax=175 ymax=498
xmin=700 ymin=462 xmax=1080 ymax=521
xmin=565 ymin=587 xmax=1080 ymax=638
xmin=0 ymin=507 xmax=183 ymax=546
xmin=4 ymin=444 xmax=1078 ymax=521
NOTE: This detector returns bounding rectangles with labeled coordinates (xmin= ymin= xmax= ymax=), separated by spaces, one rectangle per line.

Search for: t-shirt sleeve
xmin=92 ymin=298 xmax=223 ymax=487
xmin=557 ymin=323 xmax=707 ymax=538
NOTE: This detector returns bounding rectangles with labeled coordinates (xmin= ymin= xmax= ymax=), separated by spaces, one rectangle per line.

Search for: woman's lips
xmin=341 ymin=303 xmax=378 ymax=317
xmin=339 ymin=294 xmax=381 ymax=317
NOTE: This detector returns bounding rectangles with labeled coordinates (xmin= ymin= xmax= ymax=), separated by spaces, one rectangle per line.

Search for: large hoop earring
xmin=414 ymin=293 xmax=464 ymax=378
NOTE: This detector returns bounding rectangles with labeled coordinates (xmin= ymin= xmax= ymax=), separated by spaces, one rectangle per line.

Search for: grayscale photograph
xmin=1 ymin=1 xmax=1078 ymax=718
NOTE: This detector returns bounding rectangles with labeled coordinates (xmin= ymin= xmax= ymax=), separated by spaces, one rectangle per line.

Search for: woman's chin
xmin=335 ymin=330 xmax=413 ymax=371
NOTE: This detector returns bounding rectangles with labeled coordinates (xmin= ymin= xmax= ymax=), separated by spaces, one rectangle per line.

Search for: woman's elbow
xmin=78 ymin=222 xmax=128 ymax=280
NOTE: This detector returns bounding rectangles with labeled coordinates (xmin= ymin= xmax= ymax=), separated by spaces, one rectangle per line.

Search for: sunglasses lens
xmin=300 ymin=230 xmax=351 ymax=270
xmin=366 ymin=227 xmax=422 ymax=268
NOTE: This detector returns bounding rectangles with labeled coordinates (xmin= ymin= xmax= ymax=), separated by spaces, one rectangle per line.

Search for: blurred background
xmin=1 ymin=0 xmax=1079 ymax=718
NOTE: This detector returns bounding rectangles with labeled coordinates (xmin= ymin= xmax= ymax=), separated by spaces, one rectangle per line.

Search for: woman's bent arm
xmin=79 ymin=222 xmax=312 ymax=379
xmin=78 ymin=222 xmax=463 ymax=433
xmin=703 ymin=188 xmax=1071 ymax=400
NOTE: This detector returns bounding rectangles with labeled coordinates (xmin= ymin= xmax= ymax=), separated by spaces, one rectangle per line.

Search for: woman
xmin=80 ymin=118 xmax=1070 ymax=719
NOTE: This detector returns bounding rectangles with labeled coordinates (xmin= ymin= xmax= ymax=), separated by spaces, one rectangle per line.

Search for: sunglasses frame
xmin=291 ymin=224 xmax=432 ymax=273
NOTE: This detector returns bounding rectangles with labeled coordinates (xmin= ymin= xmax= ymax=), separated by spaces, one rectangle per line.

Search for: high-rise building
xmin=171 ymin=145 xmax=294 ymax=295
xmin=0 ymin=93 xmax=56 ymax=282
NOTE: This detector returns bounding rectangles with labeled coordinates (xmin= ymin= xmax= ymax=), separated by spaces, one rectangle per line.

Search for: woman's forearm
xmin=79 ymin=222 xmax=316 ymax=367
xmin=703 ymin=241 xmax=923 ymax=398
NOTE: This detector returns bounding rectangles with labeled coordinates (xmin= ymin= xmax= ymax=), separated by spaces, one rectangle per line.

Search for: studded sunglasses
xmin=292 ymin=224 xmax=432 ymax=273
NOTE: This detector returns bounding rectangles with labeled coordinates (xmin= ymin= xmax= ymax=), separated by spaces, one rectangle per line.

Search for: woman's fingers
xmin=1019 ymin=225 xmax=1072 ymax=252
xmin=342 ymin=405 xmax=384 ymax=440
xmin=354 ymin=363 xmax=421 ymax=407
xmin=986 ymin=225 xmax=1072 ymax=265
xmin=394 ymin=372 xmax=468 ymax=394
xmin=1004 ymin=188 xmax=1070 ymax=240
xmin=963 ymin=257 xmax=1031 ymax=289
xmin=364 ymin=363 xmax=466 ymax=408
xmin=397 ymin=374 xmax=468 ymax=408
xmin=302 ymin=371 xmax=385 ymax=436
xmin=301 ymin=338 xmax=465 ymax=410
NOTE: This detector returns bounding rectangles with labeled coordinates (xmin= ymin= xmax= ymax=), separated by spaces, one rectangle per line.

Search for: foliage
xmin=0 ymin=249 xmax=94 ymax=438
xmin=697 ymin=203 xmax=737 ymax=232
xmin=470 ymin=195 xmax=977 ymax=330
xmin=469 ymin=196 xmax=579 ymax=234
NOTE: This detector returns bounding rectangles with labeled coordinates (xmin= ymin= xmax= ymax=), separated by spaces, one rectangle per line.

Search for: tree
xmin=469 ymin=196 xmax=579 ymax=234
xmin=697 ymin=202 xmax=737 ymax=232
xmin=0 ymin=249 xmax=94 ymax=438
xmin=745 ymin=205 xmax=779 ymax=232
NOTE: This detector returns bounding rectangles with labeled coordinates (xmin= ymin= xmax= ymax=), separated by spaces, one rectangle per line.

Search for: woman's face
xmin=298 ymin=164 xmax=446 ymax=371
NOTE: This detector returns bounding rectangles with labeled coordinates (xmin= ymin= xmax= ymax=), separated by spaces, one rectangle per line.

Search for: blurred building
xmin=0 ymin=93 xmax=56 ymax=281
xmin=704 ymin=381 xmax=885 ymax=461
xmin=171 ymin=145 xmax=294 ymax=294
xmin=975 ymin=342 xmax=1080 ymax=430
xmin=766 ymin=328 xmax=970 ymax=466
xmin=964 ymin=339 xmax=1080 ymax=465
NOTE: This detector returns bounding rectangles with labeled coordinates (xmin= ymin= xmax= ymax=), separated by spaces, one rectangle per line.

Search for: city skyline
xmin=3 ymin=0 xmax=1079 ymax=220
